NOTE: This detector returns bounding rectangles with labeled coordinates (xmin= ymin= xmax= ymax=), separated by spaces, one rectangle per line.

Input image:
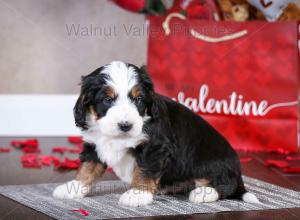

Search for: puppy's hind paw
xmin=189 ymin=186 xmax=219 ymax=203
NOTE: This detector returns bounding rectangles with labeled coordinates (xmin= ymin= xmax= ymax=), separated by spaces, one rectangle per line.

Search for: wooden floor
xmin=0 ymin=137 xmax=300 ymax=220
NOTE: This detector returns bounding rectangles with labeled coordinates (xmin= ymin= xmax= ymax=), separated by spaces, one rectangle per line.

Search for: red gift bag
xmin=147 ymin=13 xmax=300 ymax=152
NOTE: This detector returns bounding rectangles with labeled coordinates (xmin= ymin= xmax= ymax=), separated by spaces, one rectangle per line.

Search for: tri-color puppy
xmin=53 ymin=61 xmax=259 ymax=207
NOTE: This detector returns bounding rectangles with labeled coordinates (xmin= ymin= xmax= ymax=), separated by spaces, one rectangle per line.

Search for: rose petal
xmin=0 ymin=147 xmax=11 ymax=153
xmin=67 ymin=136 xmax=83 ymax=144
xmin=267 ymin=148 xmax=291 ymax=155
xmin=52 ymin=146 xmax=68 ymax=154
xmin=21 ymin=154 xmax=37 ymax=163
xmin=22 ymin=147 xmax=40 ymax=153
xmin=240 ymin=157 xmax=253 ymax=163
xmin=106 ymin=167 xmax=114 ymax=173
xmin=52 ymin=157 xmax=61 ymax=167
xmin=282 ymin=166 xmax=300 ymax=174
xmin=22 ymin=162 xmax=41 ymax=168
xmin=56 ymin=157 xmax=80 ymax=170
xmin=68 ymin=148 xmax=82 ymax=154
xmin=11 ymin=139 xmax=39 ymax=148
xmin=264 ymin=159 xmax=290 ymax=168
xmin=286 ymin=155 xmax=300 ymax=161
xmin=39 ymin=155 xmax=60 ymax=166
xmin=70 ymin=208 xmax=89 ymax=216
xmin=21 ymin=154 xmax=41 ymax=168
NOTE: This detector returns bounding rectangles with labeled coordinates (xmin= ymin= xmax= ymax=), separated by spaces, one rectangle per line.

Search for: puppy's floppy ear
xmin=74 ymin=92 xmax=88 ymax=130
xmin=74 ymin=67 xmax=106 ymax=130
xmin=139 ymin=66 xmax=162 ymax=120
xmin=140 ymin=65 xmax=154 ymax=92
xmin=148 ymin=96 xmax=160 ymax=120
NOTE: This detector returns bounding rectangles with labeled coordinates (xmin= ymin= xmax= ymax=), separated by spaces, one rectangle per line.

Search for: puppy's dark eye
xmin=134 ymin=96 xmax=142 ymax=104
xmin=103 ymin=97 xmax=113 ymax=105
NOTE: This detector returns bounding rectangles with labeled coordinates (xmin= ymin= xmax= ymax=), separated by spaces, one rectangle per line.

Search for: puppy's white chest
xmin=95 ymin=139 xmax=137 ymax=183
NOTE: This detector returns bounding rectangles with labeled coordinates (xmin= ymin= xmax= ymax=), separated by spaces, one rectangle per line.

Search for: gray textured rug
xmin=0 ymin=176 xmax=300 ymax=219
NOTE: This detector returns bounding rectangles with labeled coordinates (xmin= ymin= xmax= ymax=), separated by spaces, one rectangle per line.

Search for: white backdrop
xmin=0 ymin=95 xmax=80 ymax=136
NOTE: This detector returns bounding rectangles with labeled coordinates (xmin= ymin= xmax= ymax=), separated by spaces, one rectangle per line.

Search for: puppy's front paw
xmin=189 ymin=186 xmax=219 ymax=203
xmin=52 ymin=180 xmax=90 ymax=199
xmin=118 ymin=188 xmax=153 ymax=207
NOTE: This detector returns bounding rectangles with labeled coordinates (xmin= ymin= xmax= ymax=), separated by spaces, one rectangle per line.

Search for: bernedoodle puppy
xmin=53 ymin=61 xmax=259 ymax=207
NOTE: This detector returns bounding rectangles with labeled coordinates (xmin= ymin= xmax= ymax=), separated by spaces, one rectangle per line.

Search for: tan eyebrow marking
xmin=105 ymin=86 xmax=116 ymax=98
xmin=131 ymin=85 xmax=141 ymax=98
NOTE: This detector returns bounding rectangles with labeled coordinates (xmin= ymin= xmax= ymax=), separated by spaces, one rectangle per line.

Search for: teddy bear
xmin=248 ymin=0 xmax=300 ymax=21
xmin=278 ymin=3 xmax=300 ymax=21
xmin=218 ymin=0 xmax=262 ymax=21
xmin=219 ymin=0 xmax=300 ymax=22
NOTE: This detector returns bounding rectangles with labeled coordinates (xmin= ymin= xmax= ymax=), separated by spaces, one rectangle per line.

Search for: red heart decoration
xmin=276 ymin=62 xmax=293 ymax=78
xmin=212 ymin=70 xmax=229 ymax=87
xmin=191 ymin=52 xmax=207 ymax=66
xmin=171 ymin=52 xmax=186 ymax=66
xmin=233 ymin=54 xmax=251 ymax=67
xmin=171 ymin=36 xmax=187 ymax=50
xmin=255 ymin=71 xmax=272 ymax=85
xmin=153 ymin=42 xmax=169 ymax=57
xmin=170 ymin=66 xmax=187 ymax=81
xmin=234 ymin=69 xmax=251 ymax=84
xmin=255 ymin=41 xmax=272 ymax=54
xmin=150 ymin=58 xmax=169 ymax=75
xmin=190 ymin=67 xmax=208 ymax=81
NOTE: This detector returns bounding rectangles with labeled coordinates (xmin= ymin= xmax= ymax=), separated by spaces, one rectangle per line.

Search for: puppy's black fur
xmin=76 ymin=64 xmax=247 ymax=200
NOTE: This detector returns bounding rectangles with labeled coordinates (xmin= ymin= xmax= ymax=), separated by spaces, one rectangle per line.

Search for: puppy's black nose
xmin=118 ymin=122 xmax=133 ymax=132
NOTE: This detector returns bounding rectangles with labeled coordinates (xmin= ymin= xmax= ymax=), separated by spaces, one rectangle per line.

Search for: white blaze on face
xmin=97 ymin=61 xmax=143 ymax=137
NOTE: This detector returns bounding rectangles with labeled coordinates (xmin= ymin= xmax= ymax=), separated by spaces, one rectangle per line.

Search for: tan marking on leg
xmin=131 ymin=166 xmax=158 ymax=194
xmin=195 ymin=178 xmax=210 ymax=187
xmin=75 ymin=161 xmax=105 ymax=186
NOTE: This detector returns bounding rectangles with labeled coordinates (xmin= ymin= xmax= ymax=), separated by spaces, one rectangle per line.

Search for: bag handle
xmin=162 ymin=13 xmax=248 ymax=43
xmin=162 ymin=13 xmax=186 ymax=35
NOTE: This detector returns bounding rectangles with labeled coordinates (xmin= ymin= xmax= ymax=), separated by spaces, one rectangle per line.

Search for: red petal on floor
xmin=52 ymin=146 xmax=68 ymax=154
xmin=21 ymin=154 xmax=37 ymax=162
xmin=22 ymin=162 xmax=41 ymax=168
xmin=264 ymin=159 xmax=290 ymax=168
xmin=21 ymin=154 xmax=41 ymax=168
xmin=282 ymin=166 xmax=300 ymax=174
xmin=240 ymin=157 xmax=253 ymax=163
xmin=39 ymin=155 xmax=59 ymax=166
xmin=0 ymin=147 xmax=11 ymax=153
xmin=22 ymin=147 xmax=41 ymax=153
xmin=56 ymin=157 xmax=80 ymax=170
xmin=266 ymin=148 xmax=291 ymax=155
xmin=106 ymin=167 xmax=114 ymax=173
xmin=70 ymin=208 xmax=89 ymax=216
xmin=67 ymin=136 xmax=83 ymax=144
xmin=52 ymin=157 xmax=61 ymax=167
xmin=286 ymin=155 xmax=300 ymax=161
xmin=68 ymin=144 xmax=83 ymax=154
xmin=11 ymin=139 xmax=39 ymax=148
xmin=40 ymin=158 xmax=52 ymax=166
